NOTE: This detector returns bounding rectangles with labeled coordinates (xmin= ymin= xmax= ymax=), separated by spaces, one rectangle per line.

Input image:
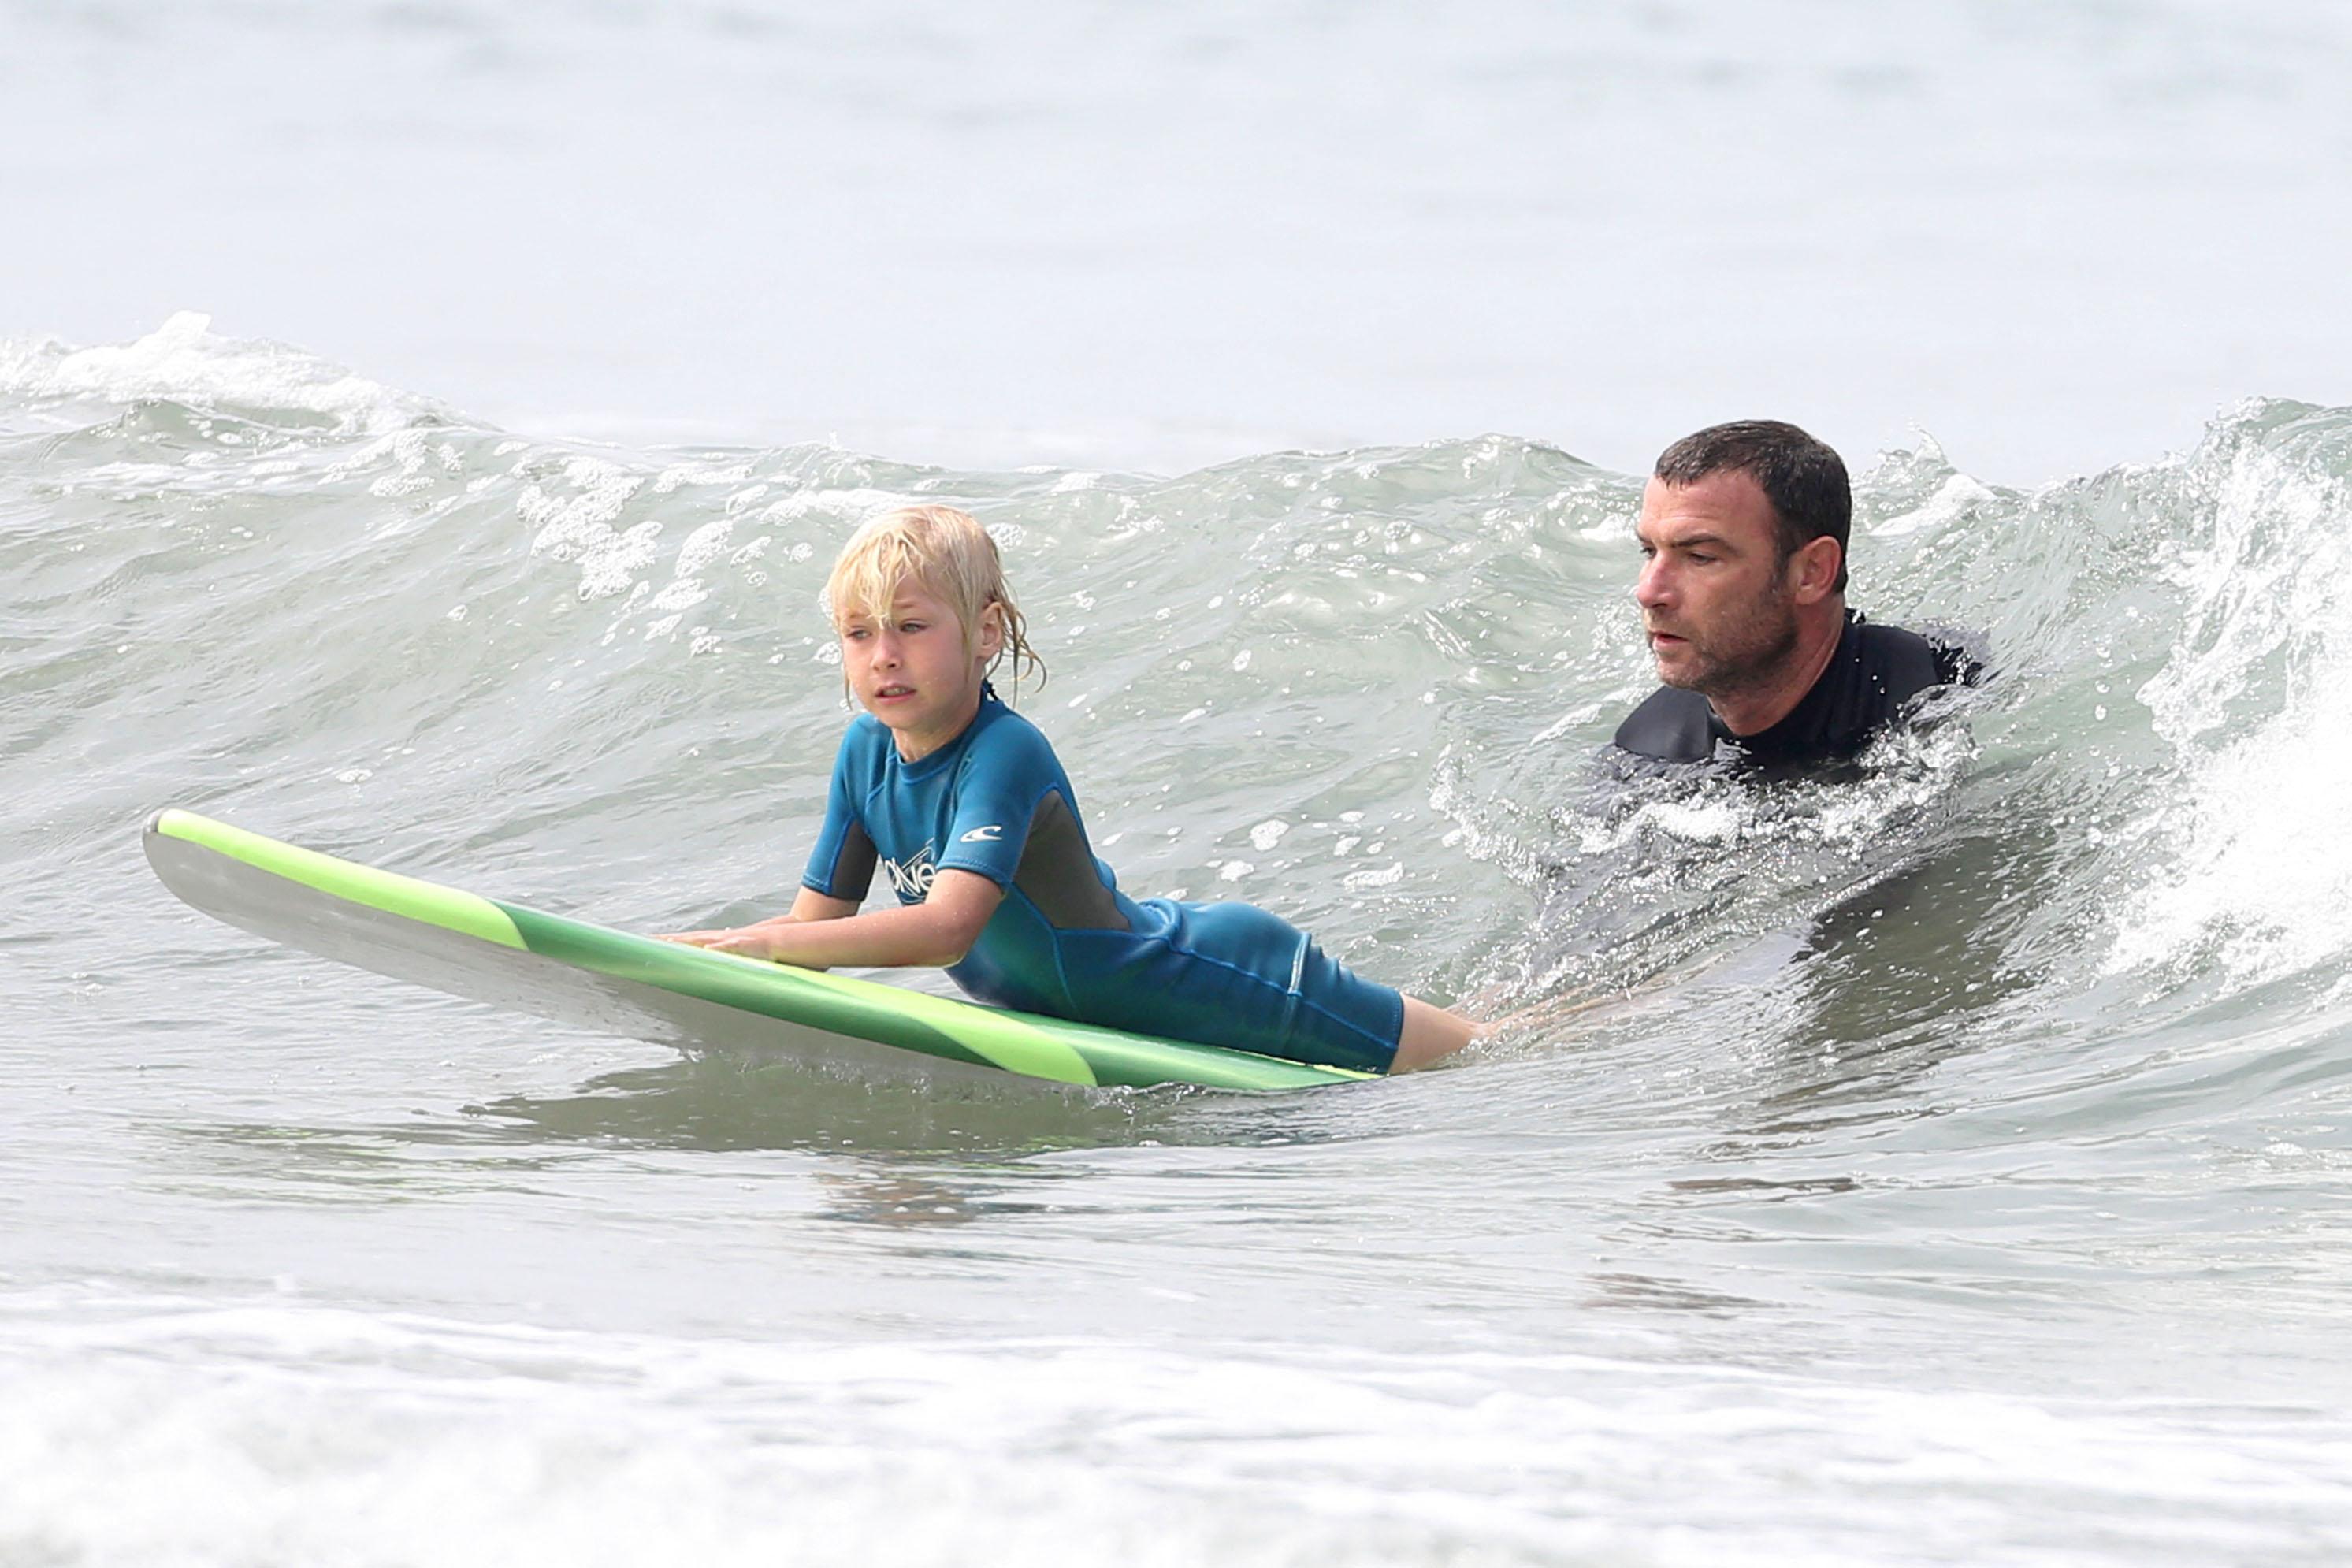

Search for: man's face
xmin=1632 ymin=470 xmax=1800 ymax=697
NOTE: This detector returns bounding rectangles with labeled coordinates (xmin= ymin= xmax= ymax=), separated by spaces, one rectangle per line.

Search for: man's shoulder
xmin=1612 ymin=685 xmax=1716 ymax=762
xmin=1790 ymin=612 xmax=1985 ymax=760
xmin=1848 ymin=615 xmax=1982 ymax=694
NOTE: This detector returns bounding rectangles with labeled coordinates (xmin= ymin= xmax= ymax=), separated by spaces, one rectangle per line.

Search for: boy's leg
xmin=1389 ymin=994 xmax=1478 ymax=1073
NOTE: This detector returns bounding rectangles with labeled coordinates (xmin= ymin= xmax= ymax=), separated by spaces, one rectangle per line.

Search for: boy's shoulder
xmin=951 ymin=699 xmax=1085 ymax=802
xmin=837 ymin=711 xmax=893 ymax=760
xmin=964 ymin=697 xmax=1063 ymax=769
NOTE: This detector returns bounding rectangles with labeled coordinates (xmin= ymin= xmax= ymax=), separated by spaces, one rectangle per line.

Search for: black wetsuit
xmin=1613 ymin=611 xmax=1978 ymax=765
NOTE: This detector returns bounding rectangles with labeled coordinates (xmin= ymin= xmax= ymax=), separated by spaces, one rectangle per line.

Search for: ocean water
xmin=9 ymin=5 xmax=2352 ymax=1566
xmin=9 ymin=317 xmax=2352 ymax=1566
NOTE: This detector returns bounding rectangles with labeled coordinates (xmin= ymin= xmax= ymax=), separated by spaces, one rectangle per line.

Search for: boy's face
xmin=837 ymin=577 xmax=1004 ymax=761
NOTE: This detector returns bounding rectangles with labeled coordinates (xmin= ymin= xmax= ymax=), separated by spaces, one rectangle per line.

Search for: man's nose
xmin=1633 ymin=556 xmax=1671 ymax=611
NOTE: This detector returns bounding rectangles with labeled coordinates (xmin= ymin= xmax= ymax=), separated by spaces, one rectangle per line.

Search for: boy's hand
xmin=658 ymin=926 xmax=778 ymax=957
xmin=699 ymin=927 xmax=790 ymax=960
xmin=656 ymin=892 xmax=854 ymax=957
xmin=650 ymin=879 xmax=985 ymax=971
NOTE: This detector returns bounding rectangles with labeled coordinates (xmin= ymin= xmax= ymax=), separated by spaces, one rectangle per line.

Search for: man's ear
xmin=1789 ymin=536 xmax=1842 ymax=604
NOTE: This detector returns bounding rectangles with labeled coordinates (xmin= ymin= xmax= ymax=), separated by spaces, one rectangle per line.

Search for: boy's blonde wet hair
xmin=823 ymin=504 xmax=1046 ymax=693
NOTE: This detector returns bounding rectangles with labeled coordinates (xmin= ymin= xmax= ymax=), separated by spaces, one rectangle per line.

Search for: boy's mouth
xmin=875 ymin=682 xmax=916 ymax=700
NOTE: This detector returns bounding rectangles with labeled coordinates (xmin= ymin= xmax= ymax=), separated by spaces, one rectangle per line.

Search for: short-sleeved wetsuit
xmin=801 ymin=690 xmax=1404 ymax=1073
xmin=1614 ymin=611 xmax=1979 ymax=765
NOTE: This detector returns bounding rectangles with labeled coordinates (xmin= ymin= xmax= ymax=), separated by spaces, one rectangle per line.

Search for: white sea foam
xmin=6 ymin=1300 xmax=2345 ymax=1568
xmin=1871 ymin=469 xmax=2001 ymax=539
xmin=522 ymin=455 xmax=659 ymax=600
xmin=0 ymin=313 xmax=437 ymax=435
xmin=2109 ymin=425 xmax=2352 ymax=990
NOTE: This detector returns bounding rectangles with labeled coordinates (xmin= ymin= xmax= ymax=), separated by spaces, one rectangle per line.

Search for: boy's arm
xmin=661 ymin=884 xmax=857 ymax=944
xmin=668 ymin=870 xmax=1004 ymax=969
xmin=770 ymin=885 xmax=864 ymax=924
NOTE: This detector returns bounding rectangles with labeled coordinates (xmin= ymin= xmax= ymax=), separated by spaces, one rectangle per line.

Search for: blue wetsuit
xmin=801 ymin=690 xmax=1404 ymax=1073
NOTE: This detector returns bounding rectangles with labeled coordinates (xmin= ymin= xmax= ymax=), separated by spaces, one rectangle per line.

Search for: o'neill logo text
xmin=882 ymin=842 xmax=938 ymax=900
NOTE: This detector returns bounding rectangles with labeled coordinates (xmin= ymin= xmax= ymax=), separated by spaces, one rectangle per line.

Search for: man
xmin=1614 ymin=420 xmax=1976 ymax=764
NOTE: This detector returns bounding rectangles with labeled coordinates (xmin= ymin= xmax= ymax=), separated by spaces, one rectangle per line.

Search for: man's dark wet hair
xmin=1653 ymin=420 xmax=1851 ymax=593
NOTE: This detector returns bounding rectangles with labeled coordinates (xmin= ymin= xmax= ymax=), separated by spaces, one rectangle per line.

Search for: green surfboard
xmin=143 ymin=809 xmax=1373 ymax=1091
